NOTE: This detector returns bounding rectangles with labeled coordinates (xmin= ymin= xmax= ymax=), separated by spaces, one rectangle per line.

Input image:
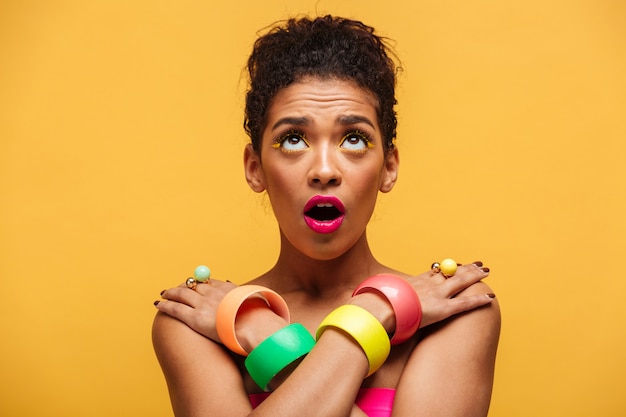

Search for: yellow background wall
xmin=1 ymin=1 xmax=624 ymax=416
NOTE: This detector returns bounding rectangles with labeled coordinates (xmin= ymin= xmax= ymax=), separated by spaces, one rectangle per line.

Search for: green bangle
xmin=316 ymin=305 xmax=390 ymax=377
xmin=245 ymin=323 xmax=316 ymax=391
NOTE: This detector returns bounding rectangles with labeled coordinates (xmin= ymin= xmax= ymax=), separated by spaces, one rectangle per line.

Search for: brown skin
xmin=153 ymin=78 xmax=500 ymax=417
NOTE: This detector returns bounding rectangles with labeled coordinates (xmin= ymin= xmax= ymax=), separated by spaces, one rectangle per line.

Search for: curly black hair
xmin=244 ymin=15 xmax=400 ymax=152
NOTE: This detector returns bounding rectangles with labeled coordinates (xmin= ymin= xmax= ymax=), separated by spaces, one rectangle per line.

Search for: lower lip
xmin=304 ymin=214 xmax=345 ymax=234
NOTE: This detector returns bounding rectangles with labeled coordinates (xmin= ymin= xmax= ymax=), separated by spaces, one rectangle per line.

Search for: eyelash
xmin=339 ymin=129 xmax=374 ymax=150
xmin=272 ymin=129 xmax=308 ymax=151
xmin=271 ymin=129 xmax=375 ymax=152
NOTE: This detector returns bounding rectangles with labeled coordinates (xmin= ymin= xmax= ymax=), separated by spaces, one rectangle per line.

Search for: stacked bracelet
xmin=245 ymin=323 xmax=316 ymax=391
xmin=216 ymin=285 xmax=290 ymax=356
xmin=352 ymin=274 xmax=422 ymax=345
xmin=316 ymin=304 xmax=390 ymax=377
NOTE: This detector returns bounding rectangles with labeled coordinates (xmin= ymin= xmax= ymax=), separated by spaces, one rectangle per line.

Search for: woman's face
xmin=244 ymin=77 xmax=399 ymax=260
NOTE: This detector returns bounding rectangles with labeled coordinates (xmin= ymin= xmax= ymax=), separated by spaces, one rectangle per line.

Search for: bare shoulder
xmin=152 ymin=311 xmax=243 ymax=373
xmin=152 ymin=311 xmax=220 ymax=356
xmin=152 ymin=312 xmax=238 ymax=386
xmin=393 ymin=281 xmax=501 ymax=416
xmin=152 ymin=313 xmax=251 ymax=416
xmin=456 ymin=280 xmax=501 ymax=323
xmin=434 ymin=279 xmax=501 ymax=340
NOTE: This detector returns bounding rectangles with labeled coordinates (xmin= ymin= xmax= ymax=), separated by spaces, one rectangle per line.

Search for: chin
xmin=299 ymin=237 xmax=358 ymax=262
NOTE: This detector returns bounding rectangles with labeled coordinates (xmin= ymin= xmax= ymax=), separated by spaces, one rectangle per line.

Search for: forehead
xmin=265 ymin=78 xmax=380 ymax=129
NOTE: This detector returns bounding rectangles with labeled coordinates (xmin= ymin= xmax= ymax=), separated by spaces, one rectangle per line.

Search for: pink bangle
xmin=352 ymin=274 xmax=422 ymax=345
xmin=216 ymin=285 xmax=290 ymax=356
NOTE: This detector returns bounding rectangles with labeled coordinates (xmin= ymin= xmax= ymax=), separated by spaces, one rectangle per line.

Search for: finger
xmin=456 ymin=262 xmax=489 ymax=275
xmin=446 ymin=292 xmax=496 ymax=315
xmin=154 ymin=298 xmax=195 ymax=321
xmin=197 ymin=279 xmax=238 ymax=296
xmin=192 ymin=280 xmax=216 ymax=295
xmin=161 ymin=286 xmax=203 ymax=307
xmin=420 ymin=292 xmax=496 ymax=327
xmin=444 ymin=264 xmax=489 ymax=296
xmin=447 ymin=292 xmax=496 ymax=321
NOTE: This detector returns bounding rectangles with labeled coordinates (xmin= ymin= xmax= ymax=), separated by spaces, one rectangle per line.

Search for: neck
xmin=266 ymin=230 xmax=387 ymax=297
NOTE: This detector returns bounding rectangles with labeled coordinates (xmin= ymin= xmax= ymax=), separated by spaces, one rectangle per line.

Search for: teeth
xmin=316 ymin=203 xmax=334 ymax=208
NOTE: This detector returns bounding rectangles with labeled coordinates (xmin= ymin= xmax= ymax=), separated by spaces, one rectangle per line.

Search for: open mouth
xmin=303 ymin=196 xmax=345 ymax=234
xmin=305 ymin=203 xmax=343 ymax=222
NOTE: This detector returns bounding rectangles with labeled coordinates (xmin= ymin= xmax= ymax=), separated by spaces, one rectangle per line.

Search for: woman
xmin=153 ymin=15 xmax=500 ymax=417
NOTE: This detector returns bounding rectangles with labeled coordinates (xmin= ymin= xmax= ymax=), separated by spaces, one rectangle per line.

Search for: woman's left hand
xmin=155 ymin=279 xmax=237 ymax=343
xmin=406 ymin=261 xmax=495 ymax=328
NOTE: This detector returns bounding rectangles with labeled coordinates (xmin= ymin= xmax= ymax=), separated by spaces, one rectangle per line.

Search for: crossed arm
xmin=152 ymin=266 xmax=500 ymax=417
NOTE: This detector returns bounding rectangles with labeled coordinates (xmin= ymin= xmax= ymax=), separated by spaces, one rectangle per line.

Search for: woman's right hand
xmin=155 ymin=279 xmax=238 ymax=343
xmin=407 ymin=261 xmax=495 ymax=328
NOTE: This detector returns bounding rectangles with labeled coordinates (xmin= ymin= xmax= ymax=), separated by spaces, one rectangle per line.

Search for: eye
xmin=273 ymin=130 xmax=309 ymax=151
xmin=339 ymin=130 xmax=374 ymax=151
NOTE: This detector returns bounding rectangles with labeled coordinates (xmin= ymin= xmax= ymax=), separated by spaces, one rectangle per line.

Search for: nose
xmin=308 ymin=144 xmax=341 ymax=187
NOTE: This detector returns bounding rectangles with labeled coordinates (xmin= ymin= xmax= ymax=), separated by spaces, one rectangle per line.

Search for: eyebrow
xmin=271 ymin=117 xmax=309 ymax=131
xmin=337 ymin=115 xmax=376 ymax=129
xmin=271 ymin=115 xmax=376 ymax=131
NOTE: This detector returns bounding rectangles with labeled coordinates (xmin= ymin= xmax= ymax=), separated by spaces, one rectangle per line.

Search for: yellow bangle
xmin=316 ymin=305 xmax=390 ymax=377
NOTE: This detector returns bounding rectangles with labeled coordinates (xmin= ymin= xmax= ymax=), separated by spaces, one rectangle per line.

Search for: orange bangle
xmin=216 ymin=285 xmax=290 ymax=356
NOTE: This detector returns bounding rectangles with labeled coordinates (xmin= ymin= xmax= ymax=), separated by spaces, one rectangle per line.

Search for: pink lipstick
xmin=303 ymin=195 xmax=345 ymax=234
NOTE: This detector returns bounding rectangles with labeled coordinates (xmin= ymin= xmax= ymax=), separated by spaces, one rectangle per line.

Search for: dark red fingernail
xmin=473 ymin=261 xmax=483 ymax=267
xmin=457 ymin=262 xmax=462 ymax=266
xmin=160 ymin=290 xmax=165 ymax=296
xmin=487 ymin=293 xmax=496 ymax=298
xmin=153 ymin=300 xmax=160 ymax=306
xmin=482 ymin=267 xmax=490 ymax=273
xmin=226 ymin=280 xmax=232 ymax=283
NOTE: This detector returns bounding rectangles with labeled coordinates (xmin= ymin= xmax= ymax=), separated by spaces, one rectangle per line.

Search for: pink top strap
xmin=249 ymin=387 xmax=395 ymax=417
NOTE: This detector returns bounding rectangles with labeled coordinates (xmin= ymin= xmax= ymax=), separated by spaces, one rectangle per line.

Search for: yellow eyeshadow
xmin=339 ymin=130 xmax=375 ymax=149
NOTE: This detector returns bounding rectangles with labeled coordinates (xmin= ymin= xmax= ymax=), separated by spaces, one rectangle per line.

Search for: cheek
xmin=262 ymin=165 xmax=304 ymax=208
xmin=264 ymin=166 xmax=291 ymax=190
xmin=352 ymin=161 xmax=385 ymax=188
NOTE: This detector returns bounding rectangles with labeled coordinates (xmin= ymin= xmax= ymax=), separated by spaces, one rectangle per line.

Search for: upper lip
xmin=304 ymin=195 xmax=345 ymax=216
